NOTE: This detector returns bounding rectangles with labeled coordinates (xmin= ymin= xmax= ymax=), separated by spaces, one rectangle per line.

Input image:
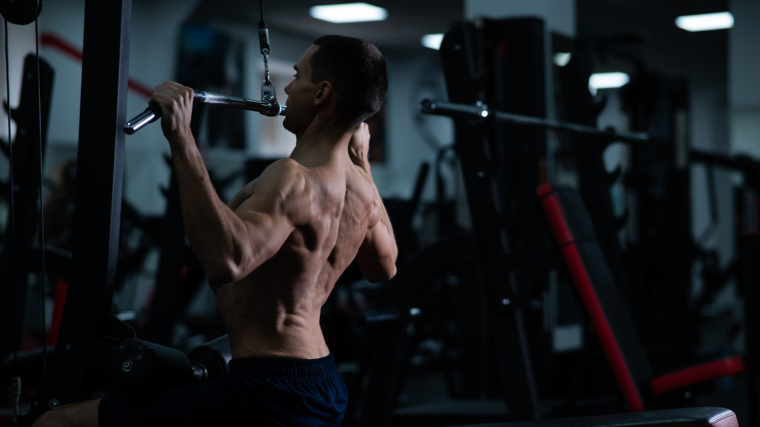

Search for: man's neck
xmin=290 ymin=118 xmax=353 ymax=163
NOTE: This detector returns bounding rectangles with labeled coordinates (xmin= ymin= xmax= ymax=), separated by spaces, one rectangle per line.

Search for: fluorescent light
xmin=553 ymin=52 xmax=572 ymax=67
xmin=310 ymin=3 xmax=388 ymax=23
xmin=675 ymin=12 xmax=733 ymax=32
xmin=588 ymin=72 xmax=630 ymax=95
xmin=421 ymin=34 xmax=444 ymax=50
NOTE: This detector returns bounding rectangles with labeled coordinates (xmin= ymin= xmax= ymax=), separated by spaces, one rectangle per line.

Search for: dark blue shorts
xmin=99 ymin=354 xmax=348 ymax=427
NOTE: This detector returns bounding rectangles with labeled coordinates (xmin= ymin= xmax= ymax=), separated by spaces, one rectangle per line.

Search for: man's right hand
xmin=149 ymin=81 xmax=195 ymax=144
xmin=348 ymin=122 xmax=371 ymax=172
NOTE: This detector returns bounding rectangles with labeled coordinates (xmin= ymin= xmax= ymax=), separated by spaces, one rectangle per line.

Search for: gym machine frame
xmin=0 ymin=54 xmax=55 ymax=366
xmin=27 ymin=0 xmax=135 ymax=418
xmin=418 ymin=99 xmax=649 ymax=144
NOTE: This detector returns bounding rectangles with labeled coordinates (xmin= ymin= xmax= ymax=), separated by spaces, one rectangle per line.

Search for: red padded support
xmin=48 ymin=279 xmax=69 ymax=346
xmin=536 ymin=184 xmax=644 ymax=411
xmin=538 ymin=183 xmax=644 ymax=412
xmin=649 ymin=356 xmax=745 ymax=396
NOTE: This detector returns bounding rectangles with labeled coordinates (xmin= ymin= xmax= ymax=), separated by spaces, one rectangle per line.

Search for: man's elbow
xmin=365 ymin=263 xmax=397 ymax=283
xmin=385 ymin=264 xmax=398 ymax=281
xmin=204 ymin=259 xmax=244 ymax=287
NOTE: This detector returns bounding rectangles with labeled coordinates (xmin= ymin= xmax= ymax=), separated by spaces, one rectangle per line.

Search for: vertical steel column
xmin=41 ymin=0 xmax=131 ymax=408
xmin=439 ymin=21 xmax=542 ymax=421
xmin=0 ymin=55 xmax=54 ymax=362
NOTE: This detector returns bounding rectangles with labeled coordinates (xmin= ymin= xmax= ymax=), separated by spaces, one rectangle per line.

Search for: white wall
xmin=729 ymin=0 xmax=760 ymax=158
xmin=123 ymin=0 xmax=203 ymax=214
xmin=375 ymin=49 xmax=452 ymax=200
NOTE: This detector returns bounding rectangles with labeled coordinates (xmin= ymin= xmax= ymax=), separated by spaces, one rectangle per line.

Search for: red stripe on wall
xmin=39 ymin=32 xmax=153 ymax=99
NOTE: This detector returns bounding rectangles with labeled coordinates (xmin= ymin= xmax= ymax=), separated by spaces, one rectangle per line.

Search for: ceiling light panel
xmin=421 ymin=34 xmax=444 ymax=50
xmin=588 ymin=72 xmax=630 ymax=95
xmin=310 ymin=3 xmax=388 ymax=24
xmin=675 ymin=12 xmax=734 ymax=32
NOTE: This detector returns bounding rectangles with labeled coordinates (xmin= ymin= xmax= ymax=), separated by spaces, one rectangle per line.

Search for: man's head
xmin=310 ymin=35 xmax=387 ymax=129
xmin=283 ymin=36 xmax=387 ymax=134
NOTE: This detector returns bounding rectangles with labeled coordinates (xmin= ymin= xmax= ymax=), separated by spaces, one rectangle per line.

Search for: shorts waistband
xmin=227 ymin=353 xmax=338 ymax=378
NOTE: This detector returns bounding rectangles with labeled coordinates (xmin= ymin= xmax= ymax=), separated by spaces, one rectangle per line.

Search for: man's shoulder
xmin=265 ymin=158 xmax=306 ymax=173
xmin=253 ymin=159 xmax=317 ymax=204
xmin=259 ymin=159 xmax=308 ymax=183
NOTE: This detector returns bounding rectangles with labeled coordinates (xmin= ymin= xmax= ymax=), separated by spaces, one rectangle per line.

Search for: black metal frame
xmin=0 ymin=54 xmax=54 ymax=365
xmin=30 ymin=0 xmax=133 ymax=416
xmin=437 ymin=19 xmax=547 ymax=421
xmin=623 ymin=73 xmax=695 ymax=358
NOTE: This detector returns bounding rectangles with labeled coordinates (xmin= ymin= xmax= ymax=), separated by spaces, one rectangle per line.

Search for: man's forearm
xmin=371 ymin=179 xmax=398 ymax=263
xmin=168 ymin=136 xmax=244 ymax=284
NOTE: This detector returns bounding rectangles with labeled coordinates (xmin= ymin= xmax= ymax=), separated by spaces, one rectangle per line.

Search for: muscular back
xmin=214 ymin=154 xmax=383 ymax=359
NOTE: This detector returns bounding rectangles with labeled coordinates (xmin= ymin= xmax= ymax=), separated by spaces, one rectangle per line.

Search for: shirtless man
xmin=34 ymin=35 xmax=396 ymax=426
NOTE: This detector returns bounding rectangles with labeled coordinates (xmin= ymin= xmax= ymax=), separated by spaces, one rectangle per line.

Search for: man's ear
xmin=313 ymin=81 xmax=333 ymax=107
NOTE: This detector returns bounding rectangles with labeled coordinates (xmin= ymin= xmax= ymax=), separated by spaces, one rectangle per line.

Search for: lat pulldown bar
xmin=419 ymin=99 xmax=651 ymax=144
xmin=124 ymin=90 xmax=286 ymax=135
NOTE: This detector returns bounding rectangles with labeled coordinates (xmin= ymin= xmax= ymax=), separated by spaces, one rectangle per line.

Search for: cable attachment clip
xmin=258 ymin=17 xmax=277 ymax=106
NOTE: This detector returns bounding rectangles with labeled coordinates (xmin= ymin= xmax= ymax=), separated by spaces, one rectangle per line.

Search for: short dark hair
xmin=310 ymin=35 xmax=387 ymax=128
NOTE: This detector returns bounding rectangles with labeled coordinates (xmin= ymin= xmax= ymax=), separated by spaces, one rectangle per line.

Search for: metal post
xmin=0 ymin=55 xmax=53 ymax=363
xmin=439 ymin=20 xmax=543 ymax=421
xmin=39 ymin=0 xmax=132 ymax=409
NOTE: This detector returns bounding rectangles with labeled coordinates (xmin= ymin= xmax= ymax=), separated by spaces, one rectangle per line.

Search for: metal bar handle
xmin=124 ymin=89 xmax=286 ymax=135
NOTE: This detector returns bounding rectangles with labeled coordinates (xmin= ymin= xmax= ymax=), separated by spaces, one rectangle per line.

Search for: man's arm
xmin=349 ymin=123 xmax=398 ymax=282
xmin=357 ymin=187 xmax=398 ymax=282
xmin=151 ymin=81 xmax=301 ymax=286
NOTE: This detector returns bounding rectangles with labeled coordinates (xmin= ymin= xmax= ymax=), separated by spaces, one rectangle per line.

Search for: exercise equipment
xmin=359 ymin=19 xmax=556 ymax=425
xmin=125 ymin=0 xmax=284 ymax=135
xmin=0 ymin=54 xmax=54 ymax=364
xmin=108 ymin=334 xmax=231 ymax=395
xmin=419 ymin=99 xmax=650 ymax=144
xmin=123 ymin=89 xmax=286 ymax=134
xmin=0 ymin=0 xmax=42 ymax=26
xmin=355 ymin=17 xmax=746 ymax=426
xmin=537 ymin=183 xmax=744 ymax=411
xmin=448 ymin=406 xmax=738 ymax=427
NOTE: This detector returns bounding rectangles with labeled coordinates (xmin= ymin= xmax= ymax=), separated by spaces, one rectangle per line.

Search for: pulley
xmin=0 ymin=0 xmax=42 ymax=26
